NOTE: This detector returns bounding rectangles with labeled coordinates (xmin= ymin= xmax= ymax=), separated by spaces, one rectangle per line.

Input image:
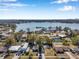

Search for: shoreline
xmin=0 ymin=19 xmax=79 ymax=24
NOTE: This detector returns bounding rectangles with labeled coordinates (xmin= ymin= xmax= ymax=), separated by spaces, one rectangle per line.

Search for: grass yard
xmin=20 ymin=56 xmax=38 ymax=59
xmin=45 ymin=48 xmax=55 ymax=56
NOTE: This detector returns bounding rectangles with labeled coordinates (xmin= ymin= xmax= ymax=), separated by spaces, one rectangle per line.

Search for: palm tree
xmin=27 ymin=28 xmax=30 ymax=33
xmin=27 ymin=33 xmax=38 ymax=48
xmin=14 ymin=32 xmax=21 ymax=42
xmin=10 ymin=24 xmax=16 ymax=32
xmin=48 ymin=26 xmax=52 ymax=30
xmin=46 ymin=37 xmax=52 ymax=47
xmin=36 ymin=36 xmax=44 ymax=54
xmin=63 ymin=27 xmax=71 ymax=32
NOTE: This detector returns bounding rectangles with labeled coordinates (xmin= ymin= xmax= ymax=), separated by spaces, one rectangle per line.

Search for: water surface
xmin=16 ymin=22 xmax=79 ymax=32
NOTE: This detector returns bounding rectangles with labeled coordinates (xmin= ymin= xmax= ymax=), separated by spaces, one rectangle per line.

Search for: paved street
xmin=12 ymin=55 xmax=20 ymax=59
xmin=65 ymin=52 xmax=76 ymax=59
xmin=41 ymin=53 xmax=45 ymax=59
xmin=0 ymin=57 xmax=4 ymax=59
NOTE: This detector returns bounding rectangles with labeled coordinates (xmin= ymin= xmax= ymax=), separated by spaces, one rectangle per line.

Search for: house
xmin=0 ymin=47 xmax=7 ymax=53
xmin=70 ymin=47 xmax=79 ymax=54
xmin=21 ymin=43 xmax=28 ymax=49
xmin=63 ymin=47 xmax=70 ymax=51
xmin=60 ymin=31 xmax=66 ymax=34
xmin=21 ymin=33 xmax=27 ymax=41
xmin=53 ymin=42 xmax=63 ymax=47
xmin=9 ymin=45 xmax=21 ymax=52
xmin=53 ymin=37 xmax=62 ymax=42
xmin=19 ymin=43 xmax=29 ymax=52
xmin=65 ymin=38 xmax=71 ymax=42
xmin=22 ymin=33 xmax=27 ymax=38
xmin=0 ymin=34 xmax=6 ymax=40
xmin=34 ymin=28 xmax=42 ymax=32
xmin=54 ymin=47 xmax=64 ymax=54
xmin=26 ymin=47 xmax=30 ymax=52
xmin=58 ymin=34 xmax=66 ymax=38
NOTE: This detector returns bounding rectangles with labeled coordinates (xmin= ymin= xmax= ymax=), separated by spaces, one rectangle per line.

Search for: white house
xmin=9 ymin=45 xmax=21 ymax=52
xmin=21 ymin=43 xmax=28 ymax=49
xmin=58 ymin=34 xmax=66 ymax=38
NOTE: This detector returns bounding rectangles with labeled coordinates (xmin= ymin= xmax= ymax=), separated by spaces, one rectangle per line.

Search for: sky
xmin=0 ymin=0 xmax=79 ymax=19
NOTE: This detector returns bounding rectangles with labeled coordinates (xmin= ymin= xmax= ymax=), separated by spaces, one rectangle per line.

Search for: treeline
xmin=0 ymin=19 xmax=79 ymax=24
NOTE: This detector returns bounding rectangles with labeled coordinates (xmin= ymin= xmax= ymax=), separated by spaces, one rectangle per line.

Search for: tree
xmin=45 ymin=36 xmax=52 ymax=46
xmin=41 ymin=27 xmax=47 ymax=32
xmin=27 ymin=33 xmax=38 ymax=48
xmin=71 ymin=31 xmax=77 ymax=37
xmin=59 ymin=26 xmax=62 ymax=31
xmin=38 ymin=36 xmax=52 ymax=47
xmin=14 ymin=32 xmax=22 ymax=42
xmin=71 ymin=36 xmax=79 ymax=45
xmin=63 ymin=39 xmax=70 ymax=46
xmin=36 ymin=36 xmax=44 ymax=54
xmin=27 ymin=28 xmax=30 ymax=33
xmin=48 ymin=26 xmax=52 ymax=30
xmin=63 ymin=27 xmax=71 ymax=32
xmin=56 ymin=26 xmax=62 ymax=31
xmin=10 ymin=24 xmax=16 ymax=32
xmin=5 ymin=37 xmax=16 ymax=46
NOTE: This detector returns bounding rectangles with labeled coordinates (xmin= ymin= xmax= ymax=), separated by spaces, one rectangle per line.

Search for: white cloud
xmin=50 ymin=0 xmax=79 ymax=4
xmin=1 ymin=3 xmax=36 ymax=7
xmin=4 ymin=3 xmax=31 ymax=7
xmin=71 ymin=0 xmax=79 ymax=1
xmin=0 ymin=8 xmax=17 ymax=12
xmin=0 ymin=0 xmax=36 ymax=7
xmin=58 ymin=6 xmax=76 ymax=11
xmin=0 ymin=0 xmax=17 ymax=2
xmin=55 ymin=0 xmax=69 ymax=3
xmin=0 ymin=8 xmax=9 ymax=11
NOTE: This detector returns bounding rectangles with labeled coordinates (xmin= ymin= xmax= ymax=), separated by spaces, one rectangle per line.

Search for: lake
xmin=16 ymin=22 xmax=79 ymax=32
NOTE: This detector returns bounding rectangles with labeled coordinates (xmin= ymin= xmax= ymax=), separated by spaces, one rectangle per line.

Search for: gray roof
xmin=0 ymin=47 xmax=7 ymax=52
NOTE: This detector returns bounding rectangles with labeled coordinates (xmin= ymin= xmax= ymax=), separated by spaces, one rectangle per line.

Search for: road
xmin=38 ymin=53 xmax=45 ymax=59
xmin=0 ymin=54 xmax=7 ymax=59
xmin=12 ymin=55 xmax=19 ymax=59
xmin=65 ymin=52 xmax=76 ymax=59
xmin=0 ymin=57 xmax=4 ymax=59
xmin=41 ymin=53 xmax=45 ymax=59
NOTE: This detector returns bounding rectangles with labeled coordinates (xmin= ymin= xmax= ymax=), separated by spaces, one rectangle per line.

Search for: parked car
xmin=70 ymin=48 xmax=76 ymax=54
xmin=32 ymin=46 xmax=38 ymax=52
xmin=63 ymin=47 xmax=70 ymax=52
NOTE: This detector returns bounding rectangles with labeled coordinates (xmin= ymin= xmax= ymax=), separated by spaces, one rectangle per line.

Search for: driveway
xmin=65 ymin=52 xmax=76 ymax=59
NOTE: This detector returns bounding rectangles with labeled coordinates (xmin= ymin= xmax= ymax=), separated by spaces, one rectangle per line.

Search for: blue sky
xmin=0 ymin=0 xmax=79 ymax=19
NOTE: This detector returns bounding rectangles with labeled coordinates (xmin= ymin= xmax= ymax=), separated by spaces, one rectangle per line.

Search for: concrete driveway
xmin=65 ymin=52 xmax=76 ymax=59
